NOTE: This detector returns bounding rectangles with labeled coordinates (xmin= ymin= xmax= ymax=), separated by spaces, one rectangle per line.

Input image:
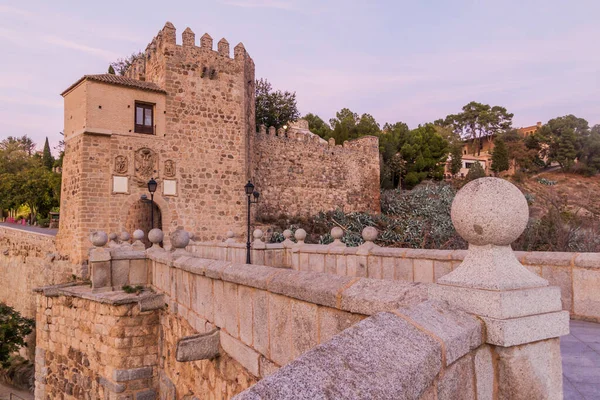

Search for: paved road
xmin=563 ymin=320 xmax=600 ymax=399
xmin=0 ymin=222 xmax=57 ymax=236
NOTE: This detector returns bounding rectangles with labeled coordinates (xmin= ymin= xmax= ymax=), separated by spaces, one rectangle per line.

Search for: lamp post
xmin=147 ymin=178 xmax=158 ymax=229
xmin=244 ymin=180 xmax=260 ymax=264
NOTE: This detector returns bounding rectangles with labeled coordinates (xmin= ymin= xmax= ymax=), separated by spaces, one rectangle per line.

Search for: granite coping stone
xmin=521 ymin=251 xmax=577 ymax=267
xmin=41 ymin=284 xmax=161 ymax=306
xmin=233 ymin=312 xmax=442 ymax=400
xmin=113 ymin=366 xmax=153 ymax=382
xmin=370 ymin=247 xmax=407 ymax=257
xmin=404 ymin=249 xmax=454 ymax=260
xmin=395 ymin=300 xmax=483 ymax=365
xmin=574 ymin=253 xmax=600 ymax=269
xmin=222 ymin=263 xmax=282 ymax=290
xmin=205 ymin=260 xmax=234 ymax=279
xmin=110 ymin=249 xmax=146 ymax=260
xmin=340 ymin=279 xmax=428 ymax=315
xmin=146 ymin=249 xmax=174 ymax=266
xmin=176 ymin=329 xmax=220 ymax=362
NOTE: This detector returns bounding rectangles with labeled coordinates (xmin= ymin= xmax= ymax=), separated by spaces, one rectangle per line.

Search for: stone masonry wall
xmin=34 ymin=288 xmax=160 ymax=399
xmin=252 ymin=131 xmax=381 ymax=217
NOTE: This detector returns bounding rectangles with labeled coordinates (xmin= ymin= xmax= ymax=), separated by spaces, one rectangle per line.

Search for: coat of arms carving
xmin=164 ymin=160 xmax=176 ymax=178
xmin=133 ymin=148 xmax=158 ymax=186
xmin=114 ymin=155 xmax=128 ymax=175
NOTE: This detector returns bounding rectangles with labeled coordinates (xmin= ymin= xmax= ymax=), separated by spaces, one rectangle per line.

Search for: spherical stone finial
xmin=109 ymin=233 xmax=118 ymax=241
xmin=227 ymin=230 xmax=235 ymax=239
xmin=451 ymin=177 xmax=528 ymax=246
xmin=120 ymin=231 xmax=131 ymax=242
xmin=253 ymin=229 xmax=264 ymax=240
xmin=362 ymin=226 xmax=378 ymax=242
xmin=283 ymin=229 xmax=292 ymax=239
xmin=90 ymin=231 xmax=108 ymax=247
xmin=133 ymin=229 xmax=145 ymax=241
xmin=148 ymin=228 xmax=164 ymax=245
xmin=295 ymin=228 xmax=307 ymax=242
xmin=170 ymin=229 xmax=190 ymax=249
xmin=331 ymin=227 xmax=344 ymax=240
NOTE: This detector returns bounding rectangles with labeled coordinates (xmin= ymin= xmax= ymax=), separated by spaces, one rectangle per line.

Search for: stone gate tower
xmin=58 ymin=22 xmax=255 ymax=263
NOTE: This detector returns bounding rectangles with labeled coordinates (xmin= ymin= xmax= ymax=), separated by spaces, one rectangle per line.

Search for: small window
xmin=135 ymin=102 xmax=154 ymax=134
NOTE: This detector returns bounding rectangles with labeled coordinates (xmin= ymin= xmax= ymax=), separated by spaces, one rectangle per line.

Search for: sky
xmin=1 ymin=0 xmax=599 ymax=153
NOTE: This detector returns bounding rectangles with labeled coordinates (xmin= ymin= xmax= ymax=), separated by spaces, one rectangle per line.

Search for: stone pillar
xmin=430 ymin=178 xmax=569 ymax=399
xmin=89 ymin=231 xmax=111 ymax=291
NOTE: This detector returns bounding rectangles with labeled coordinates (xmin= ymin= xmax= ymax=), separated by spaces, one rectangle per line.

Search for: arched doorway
xmin=125 ymin=200 xmax=162 ymax=248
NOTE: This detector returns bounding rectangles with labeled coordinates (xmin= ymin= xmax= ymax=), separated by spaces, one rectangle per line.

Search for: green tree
xmin=42 ymin=137 xmax=54 ymax=170
xmin=0 ymin=303 xmax=34 ymax=368
xmin=400 ymin=124 xmax=449 ymax=188
xmin=108 ymin=65 xmax=116 ymax=75
xmin=491 ymin=138 xmax=510 ymax=174
xmin=442 ymin=102 xmax=513 ymax=156
xmin=379 ymin=122 xmax=410 ymax=188
xmin=328 ymin=109 xmax=380 ymax=145
xmin=465 ymin=161 xmax=486 ymax=182
xmin=255 ymin=78 xmax=300 ymax=131
xmin=538 ymin=115 xmax=589 ymax=170
xmin=110 ymin=51 xmax=144 ymax=76
xmin=303 ymin=113 xmax=332 ymax=139
xmin=449 ymin=143 xmax=463 ymax=176
xmin=579 ymin=131 xmax=600 ymax=174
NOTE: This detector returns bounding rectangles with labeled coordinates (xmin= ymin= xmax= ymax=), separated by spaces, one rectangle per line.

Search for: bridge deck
xmin=563 ymin=320 xmax=600 ymax=399
xmin=0 ymin=222 xmax=57 ymax=236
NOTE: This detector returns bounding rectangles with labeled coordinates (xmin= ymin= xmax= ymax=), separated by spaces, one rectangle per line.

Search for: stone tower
xmin=58 ymin=22 xmax=255 ymax=263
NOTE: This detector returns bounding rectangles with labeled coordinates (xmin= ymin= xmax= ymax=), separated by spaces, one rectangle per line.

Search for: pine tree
xmin=108 ymin=65 xmax=116 ymax=75
xmin=42 ymin=137 xmax=54 ymax=170
xmin=491 ymin=139 xmax=510 ymax=174
xmin=465 ymin=161 xmax=486 ymax=182
xmin=449 ymin=143 xmax=463 ymax=176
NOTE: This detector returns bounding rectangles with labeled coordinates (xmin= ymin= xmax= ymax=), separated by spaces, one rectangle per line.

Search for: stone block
xmin=222 ymin=263 xmax=279 ymax=290
xmin=253 ymin=289 xmax=269 ymax=355
xmin=259 ymin=356 xmax=280 ymax=378
xmin=481 ymin=310 xmax=569 ymax=347
xmin=523 ymin=251 xmax=576 ymax=267
xmin=129 ymin=259 xmax=148 ymax=285
xmin=222 ymin=281 xmax=239 ymax=337
xmin=176 ymin=268 xmax=191 ymax=308
xmin=414 ymin=259 xmax=434 ymax=283
xmin=340 ymin=279 xmax=427 ymax=315
xmin=112 ymin=259 xmax=130 ymax=288
xmin=495 ymin=338 xmax=563 ymax=399
xmin=367 ymin=257 xmax=382 ymax=279
xmin=290 ymin=300 xmax=318 ymax=358
xmin=396 ymin=300 xmax=482 ymax=365
xmin=113 ymin=366 xmax=153 ymax=382
xmin=238 ymin=285 xmax=254 ymax=346
xmin=267 ymin=270 xmax=356 ymax=309
xmin=138 ymin=294 xmax=165 ymax=312
xmin=90 ymin=248 xmax=111 ymax=262
xmin=191 ymin=274 xmax=213 ymax=321
xmin=335 ymin=255 xmax=347 ymax=276
xmin=309 ymin=253 xmax=325 ymax=273
xmin=541 ymin=265 xmax=572 ymax=312
xmin=204 ymin=260 xmax=232 ymax=280
xmin=318 ymin=307 xmax=364 ymax=343
xmin=98 ymin=376 xmax=126 ymax=393
xmin=234 ymin=312 xmax=442 ymax=400
xmin=429 ymin=284 xmax=563 ymax=320
xmin=221 ymin=331 xmax=260 ymax=377
xmin=92 ymin=261 xmax=111 ymax=289
xmin=135 ymin=390 xmax=157 ymax=400
xmin=573 ymin=267 xmax=600 ymax=320
xmin=433 ymin=261 xmax=452 ymax=282
xmin=324 ymin=254 xmax=336 ymax=275
xmin=396 ymin=258 xmax=414 ymax=281
xmin=176 ymin=329 xmax=220 ymax=361
xmin=213 ymin=280 xmax=225 ymax=328
xmin=381 ymin=257 xmax=395 ymax=280
xmin=268 ymin=293 xmax=292 ymax=366
xmin=474 ymin=345 xmax=494 ymax=400
xmin=437 ymin=355 xmax=475 ymax=400
xmin=574 ymin=253 xmax=600 ymax=269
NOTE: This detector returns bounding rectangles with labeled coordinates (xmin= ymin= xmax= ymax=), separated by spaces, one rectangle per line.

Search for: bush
xmin=0 ymin=303 xmax=34 ymax=368
xmin=36 ymin=214 xmax=49 ymax=228
xmin=465 ymin=162 xmax=486 ymax=182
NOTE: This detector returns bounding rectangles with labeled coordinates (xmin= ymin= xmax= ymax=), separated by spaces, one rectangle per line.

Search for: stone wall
xmin=252 ymin=125 xmax=381 ymax=217
xmin=188 ymin=234 xmax=600 ymax=322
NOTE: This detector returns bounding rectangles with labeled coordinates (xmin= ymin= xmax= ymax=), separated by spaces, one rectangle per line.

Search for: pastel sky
xmin=1 ymin=0 xmax=599 ymax=153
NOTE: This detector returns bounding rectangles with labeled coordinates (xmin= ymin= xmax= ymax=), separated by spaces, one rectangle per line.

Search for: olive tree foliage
xmin=0 ymin=303 xmax=34 ymax=368
xmin=255 ymin=78 xmax=300 ymax=131
xmin=109 ymin=51 xmax=145 ymax=76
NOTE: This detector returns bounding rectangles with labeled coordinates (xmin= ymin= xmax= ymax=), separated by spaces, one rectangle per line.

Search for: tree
xmin=399 ymin=124 xmax=449 ymax=188
xmin=42 ymin=137 xmax=54 ymax=171
xmin=110 ymin=51 xmax=144 ymax=76
xmin=328 ymin=109 xmax=380 ymax=145
xmin=465 ymin=161 xmax=486 ymax=182
xmin=442 ymin=102 xmax=513 ymax=156
xmin=108 ymin=65 xmax=116 ymax=75
xmin=0 ymin=302 xmax=34 ymax=368
xmin=449 ymin=143 xmax=463 ymax=176
xmin=255 ymin=78 xmax=300 ymax=131
xmin=303 ymin=113 xmax=332 ymax=140
xmin=498 ymin=129 xmax=540 ymax=172
xmin=379 ymin=122 xmax=410 ymax=188
xmin=537 ymin=115 xmax=589 ymax=170
xmin=491 ymin=138 xmax=510 ymax=174
xmin=0 ymin=135 xmax=35 ymax=156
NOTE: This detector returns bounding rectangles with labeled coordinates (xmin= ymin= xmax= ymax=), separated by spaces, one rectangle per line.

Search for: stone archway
xmin=125 ymin=200 xmax=162 ymax=248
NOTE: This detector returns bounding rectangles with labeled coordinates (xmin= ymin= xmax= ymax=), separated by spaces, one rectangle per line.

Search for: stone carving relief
xmin=134 ymin=148 xmax=158 ymax=186
xmin=114 ymin=155 xmax=128 ymax=175
xmin=164 ymin=160 xmax=176 ymax=178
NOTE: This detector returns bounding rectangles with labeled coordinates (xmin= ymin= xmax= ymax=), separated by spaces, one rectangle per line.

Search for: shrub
xmin=0 ymin=303 xmax=34 ymax=368
xmin=465 ymin=162 xmax=486 ymax=182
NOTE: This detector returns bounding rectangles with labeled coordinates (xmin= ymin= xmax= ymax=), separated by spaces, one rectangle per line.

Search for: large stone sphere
xmin=253 ymin=229 xmax=264 ymax=240
xmin=90 ymin=231 xmax=108 ymax=247
xmin=451 ymin=178 xmax=528 ymax=246
xmin=120 ymin=231 xmax=131 ymax=242
xmin=133 ymin=229 xmax=145 ymax=241
xmin=148 ymin=228 xmax=164 ymax=244
xmin=227 ymin=230 xmax=235 ymax=239
xmin=331 ymin=227 xmax=344 ymax=240
xmin=295 ymin=228 xmax=307 ymax=241
xmin=362 ymin=226 xmax=378 ymax=242
xmin=283 ymin=229 xmax=292 ymax=239
xmin=109 ymin=232 xmax=118 ymax=241
xmin=170 ymin=229 xmax=190 ymax=249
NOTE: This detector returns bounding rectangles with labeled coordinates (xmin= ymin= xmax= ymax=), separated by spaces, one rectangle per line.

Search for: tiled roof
xmin=61 ymin=74 xmax=167 ymax=96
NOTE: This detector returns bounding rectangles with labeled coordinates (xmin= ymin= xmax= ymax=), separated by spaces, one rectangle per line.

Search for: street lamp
xmin=244 ymin=180 xmax=260 ymax=264
xmin=147 ymin=178 xmax=158 ymax=229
